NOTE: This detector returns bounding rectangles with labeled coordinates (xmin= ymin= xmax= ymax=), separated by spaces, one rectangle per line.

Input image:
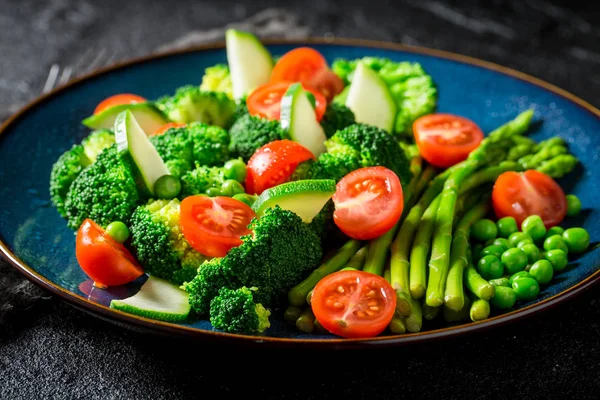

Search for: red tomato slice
xmin=93 ymin=93 xmax=147 ymax=114
xmin=270 ymin=47 xmax=344 ymax=102
xmin=492 ymin=170 xmax=567 ymax=228
xmin=152 ymin=122 xmax=187 ymax=136
xmin=75 ymin=219 xmax=144 ymax=288
xmin=270 ymin=47 xmax=328 ymax=85
xmin=245 ymin=139 xmax=316 ymax=194
xmin=308 ymin=68 xmax=345 ymax=103
xmin=413 ymin=113 xmax=484 ymax=168
xmin=180 ymin=196 xmax=256 ymax=257
xmin=246 ymin=81 xmax=327 ymax=121
xmin=332 ymin=167 xmax=404 ymax=240
xmin=311 ymin=270 xmax=397 ymax=338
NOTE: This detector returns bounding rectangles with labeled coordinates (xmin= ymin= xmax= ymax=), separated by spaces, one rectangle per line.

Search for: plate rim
xmin=1 ymin=37 xmax=599 ymax=347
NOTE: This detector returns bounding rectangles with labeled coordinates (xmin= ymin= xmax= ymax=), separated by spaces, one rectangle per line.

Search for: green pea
xmin=521 ymin=215 xmax=547 ymax=242
xmin=154 ymin=174 xmax=181 ymax=200
xmin=471 ymin=219 xmax=498 ymax=242
xmin=544 ymin=249 xmax=568 ymax=272
xmin=501 ymin=248 xmax=528 ymax=274
xmin=516 ymin=238 xmax=535 ymax=248
xmin=223 ymin=159 xmax=247 ymax=183
xmin=529 ymin=260 xmax=554 ymax=285
xmin=472 ymin=243 xmax=484 ymax=264
xmin=205 ymin=187 xmax=222 ymax=197
xmin=477 ymin=255 xmax=504 ymax=280
xmin=543 ymin=235 xmax=569 ymax=254
xmin=512 ymin=278 xmax=540 ymax=301
xmin=221 ymin=180 xmax=246 ymax=197
xmin=509 ymin=271 xmax=532 ymax=285
xmin=544 ymin=226 xmax=565 ymax=240
xmin=105 ymin=221 xmax=130 ymax=244
xmin=520 ymin=243 xmax=540 ymax=264
xmin=489 ymin=277 xmax=511 ymax=288
xmin=565 ymin=194 xmax=582 ymax=217
xmin=497 ymin=217 xmax=518 ymax=238
xmin=491 ymin=238 xmax=510 ymax=252
xmin=562 ymin=227 xmax=590 ymax=254
xmin=490 ymin=286 xmax=517 ymax=309
xmin=232 ymin=193 xmax=258 ymax=207
xmin=508 ymin=232 xmax=532 ymax=248
xmin=480 ymin=245 xmax=505 ymax=259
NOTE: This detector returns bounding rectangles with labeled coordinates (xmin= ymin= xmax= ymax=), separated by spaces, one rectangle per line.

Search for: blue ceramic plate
xmin=1 ymin=39 xmax=599 ymax=348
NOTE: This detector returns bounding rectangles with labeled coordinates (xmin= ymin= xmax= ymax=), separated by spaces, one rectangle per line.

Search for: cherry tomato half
xmin=245 ymin=139 xmax=316 ymax=195
xmin=311 ymin=270 xmax=397 ymax=338
xmin=152 ymin=122 xmax=187 ymax=136
xmin=180 ymin=195 xmax=256 ymax=257
xmin=270 ymin=47 xmax=344 ymax=102
xmin=93 ymin=93 xmax=147 ymax=114
xmin=75 ymin=219 xmax=144 ymax=288
xmin=413 ymin=113 xmax=484 ymax=168
xmin=246 ymin=81 xmax=327 ymax=121
xmin=332 ymin=166 xmax=404 ymax=240
xmin=492 ymin=170 xmax=567 ymax=228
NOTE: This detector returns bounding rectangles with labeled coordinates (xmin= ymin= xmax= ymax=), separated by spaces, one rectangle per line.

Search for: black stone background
xmin=1 ymin=0 xmax=599 ymax=399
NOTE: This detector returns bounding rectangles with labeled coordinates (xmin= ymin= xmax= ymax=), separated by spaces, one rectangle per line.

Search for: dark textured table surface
xmin=1 ymin=0 xmax=599 ymax=399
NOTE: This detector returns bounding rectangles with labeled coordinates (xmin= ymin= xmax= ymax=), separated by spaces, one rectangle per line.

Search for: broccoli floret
xmin=129 ymin=198 xmax=210 ymax=285
xmin=64 ymin=145 xmax=141 ymax=230
xmin=150 ymin=127 xmax=194 ymax=178
xmin=50 ymin=129 xmax=116 ymax=217
xmin=311 ymin=123 xmax=412 ymax=185
xmin=185 ymin=206 xmax=322 ymax=314
xmin=228 ymin=114 xmax=287 ymax=161
xmin=81 ymin=129 xmax=115 ymax=162
xmin=199 ymin=64 xmax=233 ymax=99
xmin=209 ymin=286 xmax=271 ymax=334
xmin=332 ymin=57 xmax=437 ymax=138
xmin=320 ymin=103 xmax=356 ymax=138
xmin=180 ymin=165 xmax=227 ymax=198
xmin=233 ymin=98 xmax=249 ymax=122
xmin=156 ymin=85 xmax=236 ymax=128
xmin=188 ymin=122 xmax=231 ymax=167
xmin=50 ymin=145 xmax=91 ymax=217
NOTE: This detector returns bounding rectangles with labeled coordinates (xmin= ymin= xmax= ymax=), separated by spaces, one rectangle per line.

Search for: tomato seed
xmin=333 ymin=302 xmax=344 ymax=309
xmin=369 ymin=306 xmax=379 ymax=311
xmin=368 ymin=301 xmax=377 ymax=307
xmin=367 ymin=290 xmax=376 ymax=298
xmin=337 ymin=286 xmax=345 ymax=294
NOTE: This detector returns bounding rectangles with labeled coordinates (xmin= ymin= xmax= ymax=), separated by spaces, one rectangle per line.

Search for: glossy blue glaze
xmin=0 ymin=43 xmax=598 ymax=340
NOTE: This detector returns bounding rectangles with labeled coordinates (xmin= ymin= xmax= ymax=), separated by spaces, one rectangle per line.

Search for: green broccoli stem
xmin=284 ymin=305 xmax=303 ymax=323
xmin=422 ymin=303 xmax=440 ymax=321
xmin=405 ymin=299 xmax=423 ymax=333
xmin=426 ymin=160 xmax=479 ymax=307
xmin=288 ymin=239 xmax=362 ymax=306
xmin=361 ymin=163 xmax=430 ymax=277
xmin=470 ymin=298 xmax=491 ymax=321
xmin=444 ymin=195 xmax=491 ymax=312
xmin=389 ymin=167 xmax=446 ymax=316
xmin=409 ymin=194 xmax=442 ymax=299
xmin=296 ymin=308 xmax=316 ymax=333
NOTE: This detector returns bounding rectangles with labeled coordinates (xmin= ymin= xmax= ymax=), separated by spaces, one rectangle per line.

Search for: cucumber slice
xmin=252 ymin=179 xmax=336 ymax=222
xmin=345 ymin=62 xmax=396 ymax=132
xmin=110 ymin=276 xmax=191 ymax=322
xmin=114 ymin=110 xmax=170 ymax=196
xmin=280 ymin=83 xmax=327 ymax=156
xmin=82 ymin=103 xmax=169 ymax=134
xmin=226 ymin=29 xmax=273 ymax=100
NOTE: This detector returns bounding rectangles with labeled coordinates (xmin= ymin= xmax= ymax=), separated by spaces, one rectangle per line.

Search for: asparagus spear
xmin=384 ymin=266 xmax=406 ymax=334
xmin=288 ymin=239 xmax=362 ymax=306
xmin=470 ymin=298 xmax=491 ymax=321
xmin=409 ymin=194 xmax=441 ymax=299
xmin=344 ymin=246 xmax=368 ymax=270
xmin=536 ymin=154 xmax=578 ymax=178
xmin=444 ymin=196 xmax=491 ymax=311
xmin=422 ymin=303 xmax=440 ymax=321
xmin=426 ymin=161 xmax=479 ymax=307
xmin=405 ymin=299 xmax=423 ymax=333
xmin=362 ymin=162 xmax=432 ymax=276
xmin=284 ymin=305 xmax=303 ymax=323
xmin=458 ymin=161 xmax=522 ymax=195
xmin=296 ymin=308 xmax=316 ymax=333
